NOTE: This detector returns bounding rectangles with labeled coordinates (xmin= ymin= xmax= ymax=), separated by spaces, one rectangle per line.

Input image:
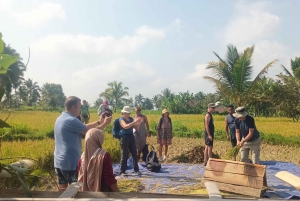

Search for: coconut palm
xmin=204 ymin=44 xmax=277 ymax=106
xmin=135 ymin=93 xmax=145 ymax=106
xmin=24 ymin=78 xmax=40 ymax=106
xmin=100 ymin=81 xmax=129 ymax=112
xmin=152 ymin=94 xmax=162 ymax=110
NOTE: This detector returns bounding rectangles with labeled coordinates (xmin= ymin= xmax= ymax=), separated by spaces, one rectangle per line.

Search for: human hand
xmin=208 ymin=135 xmax=213 ymax=141
xmin=146 ymin=131 xmax=150 ymax=137
xmin=226 ymin=135 xmax=230 ymax=141
xmin=103 ymin=116 xmax=112 ymax=125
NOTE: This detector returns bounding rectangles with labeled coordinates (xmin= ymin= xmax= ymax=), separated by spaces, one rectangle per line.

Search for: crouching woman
xmin=78 ymin=128 xmax=119 ymax=192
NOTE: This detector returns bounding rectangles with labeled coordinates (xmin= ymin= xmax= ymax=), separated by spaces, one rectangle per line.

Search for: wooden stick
xmin=275 ymin=171 xmax=300 ymax=190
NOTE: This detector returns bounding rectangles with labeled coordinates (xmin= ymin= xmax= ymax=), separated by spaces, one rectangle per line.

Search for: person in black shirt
xmin=203 ymin=103 xmax=216 ymax=166
xmin=234 ymin=106 xmax=261 ymax=164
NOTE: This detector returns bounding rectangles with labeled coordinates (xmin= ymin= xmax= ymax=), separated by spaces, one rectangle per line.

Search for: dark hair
xmin=83 ymin=100 xmax=86 ymax=103
xmin=135 ymin=106 xmax=141 ymax=111
xmin=161 ymin=113 xmax=169 ymax=117
xmin=227 ymin=104 xmax=234 ymax=109
xmin=65 ymin=96 xmax=81 ymax=110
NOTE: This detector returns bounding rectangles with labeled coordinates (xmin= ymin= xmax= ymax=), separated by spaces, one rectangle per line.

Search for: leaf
xmin=0 ymin=54 xmax=19 ymax=74
xmin=30 ymin=169 xmax=49 ymax=177
xmin=0 ymin=33 xmax=4 ymax=53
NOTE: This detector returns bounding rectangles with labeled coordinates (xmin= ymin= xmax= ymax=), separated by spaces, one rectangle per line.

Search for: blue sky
xmin=1 ymin=0 xmax=300 ymax=104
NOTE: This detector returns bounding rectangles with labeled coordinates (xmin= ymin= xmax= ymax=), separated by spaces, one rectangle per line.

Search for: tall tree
xmin=143 ymin=97 xmax=154 ymax=110
xmin=135 ymin=93 xmax=145 ymax=106
xmin=23 ymin=78 xmax=40 ymax=106
xmin=40 ymin=83 xmax=66 ymax=110
xmin=152 ymin=94 xmax=162 ymax=110
xmin=281 ymin=57 xmax=300 ymax=79
xmin=204 ymin=44 xmax=277 ymax=106
xmin=100 ymin=81 xmax=129 ymax=112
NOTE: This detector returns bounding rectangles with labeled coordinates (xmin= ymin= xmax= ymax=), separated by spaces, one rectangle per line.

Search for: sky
xmin=1 ymin=0 xmax=300 ymax=104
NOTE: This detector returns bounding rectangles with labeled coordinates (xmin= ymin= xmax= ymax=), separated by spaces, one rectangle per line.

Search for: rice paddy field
xmin=1 ymin=110 xmax=300 ymax=192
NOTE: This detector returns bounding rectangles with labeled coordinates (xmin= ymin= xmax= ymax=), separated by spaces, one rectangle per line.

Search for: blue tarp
xmin=113 ymin=158 xmax=300 ymax=199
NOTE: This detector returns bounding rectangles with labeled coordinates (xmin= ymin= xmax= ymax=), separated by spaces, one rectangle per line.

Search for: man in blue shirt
xmin=54 ymin=96 xmax=112 ymax=191
xmin=234 ymin=106 xmax=261 ymax=164
xmin=225 ymin=105 xmax=237 ymax=160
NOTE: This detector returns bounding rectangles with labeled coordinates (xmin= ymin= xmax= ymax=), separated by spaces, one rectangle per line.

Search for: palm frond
xmin=226 ymin=44 xmax=239 ymax=71
xmin=281 ymin=65 xmax=293 ymax=76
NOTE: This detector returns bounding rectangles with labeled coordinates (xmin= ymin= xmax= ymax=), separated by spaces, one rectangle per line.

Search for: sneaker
xmin=134 ymin=171 xmax=141 ymax=175
xmin=163 ymin=155 xmax=168 ymax=160
xmin=159 ymin=157 xmax=163 ymax=162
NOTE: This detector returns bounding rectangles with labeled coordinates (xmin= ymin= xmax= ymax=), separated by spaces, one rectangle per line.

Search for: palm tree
xmin=281 ymin=57 xmax=300 ymax=79
xmin=152 ymin=94 xmax=162 ymax=110
xmin=161 ymin=88 xmax=173 ymax=100
xmin=204 ymin=44 xmax=277 ymax=106
xmin=100 ymin=81 xmax=129 ymax=112
xmin=24 ymin=78 xmax=40 ymax=106
xmin=135 ymin=93 xmax=145 ymax=106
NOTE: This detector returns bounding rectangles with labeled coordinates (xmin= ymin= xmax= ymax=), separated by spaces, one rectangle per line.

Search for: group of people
xmin=54 ymin=96 xmax=260 ymax=192
xmin=203 ymin=103 xmax=261 ymax=166
xmin=54 ymin=96 xmax=174 ymax=192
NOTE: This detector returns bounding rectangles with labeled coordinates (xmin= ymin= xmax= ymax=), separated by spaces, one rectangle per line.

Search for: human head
xmin=233 ymin=106 xmax=248 ymax=121
xmin=135 ymin=106 xmax=142 ymax=115
xmin=227 ymin=104 xmax=235 ymax=114
xmin=65 ymin=96 xmax=81 ymax=117
xmin=85 ymin=128 xmax=104 ymax=150
xmin=82 ymin=100 xmax=87 ymax=105
xmin=121 ymin=106 xmax=132 ymax=118
xmin=102 ymin=101 xmax=109 ymax=106
xmin=207 ymin=103 xmax=216 ymax=113
xmin=162 ymin=109 xmax=169 ymax=117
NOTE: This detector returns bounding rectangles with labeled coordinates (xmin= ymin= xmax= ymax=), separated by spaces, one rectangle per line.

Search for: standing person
xmin=81 ymin=100 xmax=90 ymax=124
xmin=234 ymin=107 xmax=261 ymax=164
xmin=157 ymin=109 xmax=173 ymax=162
xmin=133 ymin=106 xmax=150 ymax=161
xmin=119 ymin=106 xmax=141 ymax=176
xmin=225 ymin=105 xmax=237 ymax=160
xmin=54 ymin=96 xmax=112 ymax=191
xmin=203 ymin=103 xmax=216 ymax=166
xmin=97 ymin=101 xmax=110 ymax=116
xmin=78 ymin=128 xmax=119 ymax=192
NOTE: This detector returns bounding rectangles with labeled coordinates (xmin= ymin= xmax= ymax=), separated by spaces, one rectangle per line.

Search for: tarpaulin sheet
xmin=113 ymin=158 xmax=300 ymax=199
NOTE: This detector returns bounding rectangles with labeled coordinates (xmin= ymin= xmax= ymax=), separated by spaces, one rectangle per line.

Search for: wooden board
xmin=206 ymin=159 xmax=266 ymax=177
xmin=204 ymin=170 xmax=263 ymax=189
xmin=204 ymin=180 xmax=262 ymax=197
xmin=58 ymin=182 xmax=82 ymax=198
xmin=275 ymin=171 xmax=300 ymax=190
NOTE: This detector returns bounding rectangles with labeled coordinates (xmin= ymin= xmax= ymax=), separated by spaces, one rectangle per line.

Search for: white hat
xmin=233 ymin=106 xmax=248 ymax=118
xmin=121 ymin=106 xmax=132 ymax=114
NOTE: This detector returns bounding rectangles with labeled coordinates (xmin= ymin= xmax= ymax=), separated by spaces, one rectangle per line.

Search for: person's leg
xmin=251 ymin=138 xmax=261 ymax=164
xmin=164 ymin=145 xmax=168 ymax=159
xmin=207 ymin=145 xmax=213 ymax=159
xmin=159 ymin=144 xmax=163 ymax=158
xmin=128 ymin=136 xmax=139 ymax=172
xmin=240 ymin=146 xmax=250 ymax=163
xmin=55 ymin=168 xmax=69 ymax=191
xmin=85 ymin=116 xmax=89 ymax=124
xmin=231 ymin=139 xmax=237 ymax=160
xmin=120 ymin=137 xmax=129 ymax=174
xmin=204 ymin=145 xmax=209 ymax=165
xmin=137 ymin=150 xmax=142 ymax=160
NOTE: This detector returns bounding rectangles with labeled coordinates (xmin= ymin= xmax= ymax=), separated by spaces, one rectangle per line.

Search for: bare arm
xmin=236 ymin=129 xmax=241 ymax=142
xmin=225 ymin=118 xmax=229 ymax=136
xmin=144 ymin=115 xmax=150 ymax=132
xmin=81 ymin=116 xmax=112 ymax=134
xmin=205 ymin=114 xmax=211 ymax=136
xmin=110 ymin=183 xmax=120 ymax=192
xmin=242 ymin=128 xmax=254 ymax=142
xmin=120 ymin=118 xmax=138 ymax=129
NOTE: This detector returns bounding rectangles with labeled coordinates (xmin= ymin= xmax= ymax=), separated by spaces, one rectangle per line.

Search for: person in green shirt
xmin=81 ymin=100 xmax=90 ymax=124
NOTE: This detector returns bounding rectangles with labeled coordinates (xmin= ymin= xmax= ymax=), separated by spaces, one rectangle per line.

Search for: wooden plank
xmin=204 ymin=181 xmax=222 ymax=199
xmin=204 ymin=180 xmax=262 ymax=198
xmin=208 ymin=158 xmax=266 ymax=169
xmin=206 ymin=159 xmax=266 ymax=177
xmin=203 ymin=170 xmax=263 ymax=189
xmin=275 ymin=171 xmax=300 ymax=190
xmin=58 ymin=182 xmax=83 ymax=198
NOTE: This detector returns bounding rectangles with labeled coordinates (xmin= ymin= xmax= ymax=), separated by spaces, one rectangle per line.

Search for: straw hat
xmin=121 ymin=106 xmax=132 ymax=114
xmin=162 ymin=109 xmax=169 ymax=114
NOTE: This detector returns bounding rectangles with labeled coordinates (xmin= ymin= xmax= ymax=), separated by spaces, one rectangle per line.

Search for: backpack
xmin=142 ymin=144 xmax=149 ymax=162
xmin=145 ymin=145 xmax=161 ymax=172
xmin=112 ymin=118 xmax=122 ymax=139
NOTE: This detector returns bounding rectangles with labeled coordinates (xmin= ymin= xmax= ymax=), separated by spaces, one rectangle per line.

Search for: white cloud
xmin=171 ymin=18 xmax=181 ymax=29
xmin=185 ymin=64 xmax=208 ymax=80
xmin=31 ymin=26 xmax=165 ymax=57
xmin=224 ymin=1 xmax=280 ymax=45
xmin=0 ymin=0 xmax=65 ymax=27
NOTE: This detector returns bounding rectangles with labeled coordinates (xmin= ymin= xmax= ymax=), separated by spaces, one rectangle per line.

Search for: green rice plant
xmin=224 ymin=146 xmax=240 ymax=159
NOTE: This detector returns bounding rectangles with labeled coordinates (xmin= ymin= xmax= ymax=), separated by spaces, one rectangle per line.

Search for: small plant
xmin=224 ymin=146 xmax=240 ymax=159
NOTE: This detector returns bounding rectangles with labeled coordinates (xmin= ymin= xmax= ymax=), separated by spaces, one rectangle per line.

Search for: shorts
xmin=230 ymin=138 xmax=237 ymax=147
xmin=204 ymin=131 xmax=214 ymax=146
xmin=55 ymin=168 xmax=78 ymax=185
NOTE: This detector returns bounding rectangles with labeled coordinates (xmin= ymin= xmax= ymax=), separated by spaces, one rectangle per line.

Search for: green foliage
xmin=40 ymin=83 xmax=66 ymax=110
